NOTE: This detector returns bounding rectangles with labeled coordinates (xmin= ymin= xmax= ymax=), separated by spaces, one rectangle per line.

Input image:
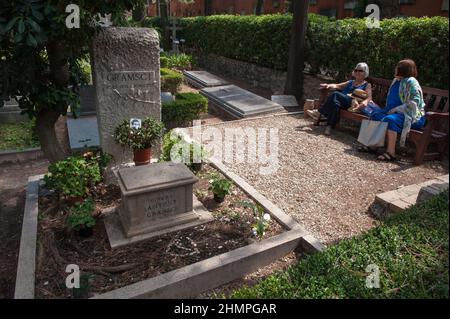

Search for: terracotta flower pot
xmin=77 ymin=226 xmax=94 ymax=238
xmin=214 ymin=194 xmax=225 ymax=203
xmin=67 ymin=196 xmax=84 ymax=206
xmin=191 ymin=162 xmax=203 ymax=172
xmin=133 ymin=148 xmax=152 ymax=166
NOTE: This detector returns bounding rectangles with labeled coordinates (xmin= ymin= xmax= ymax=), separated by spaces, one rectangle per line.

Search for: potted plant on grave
xmin=209 ymin=174 xmax=233 ymax=203
xmin=114 ymin=117 xmax=165 ymax=166
xmin=44 ymin=154 xmax=102 ymax=206
xmin=189 ymin=142 xmax=208 ymax=172
xmin=160 ymin=132 xmax=208 ymax=172
xmin=67 ymin=197 xmax=96 ymax=238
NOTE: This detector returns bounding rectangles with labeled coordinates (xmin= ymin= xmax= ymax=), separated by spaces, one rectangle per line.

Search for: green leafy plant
xmin=160 ymin=56 xmax=169 ymax=68
xmin=252 ymin=204 xmax=271 ymax=240
xmin=161 ymin=52 xmax=195 ymax=70
xmin=67 ymin=197 xmax=96 ymax=231
xmin=160 ymin=131 xmax=208 ymax=171
xmin=114 ymin=117 xmax=165 ymax=151
xmin=209 ymin=173 xmax=233 ymax=202
xmin=239 ymin=200 xmax=271 ymax=239
xmin=44 ymin=155 xmax=102 ymax=198
xmin=162 ymin=92 xmax=208 ymax=129
xmin=161 ymin=68 xmax=184 ymax=94
xmin=71 ymin=273 xmax=95 ymax=299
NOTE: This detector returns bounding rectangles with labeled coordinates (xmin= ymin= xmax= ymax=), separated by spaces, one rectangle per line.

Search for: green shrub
xmin=230 ymin=191 xmax=449 ymax=299
xmin=161 ymin=68 xmax=184 ymax=94
xmin=44 ymin=155 xmax=102 ymax=198
xmin=68 ymin=197 xmax=96 ymax=231
xmin=161 ymin=52 xmax=195 ymax=70
xmin=179 ymin=14 xmax=449 ymax=89
xmin=160 ymin=56 xmax=169 ymax=68
xmin=162 ymin=92 xmax=208 ymax=128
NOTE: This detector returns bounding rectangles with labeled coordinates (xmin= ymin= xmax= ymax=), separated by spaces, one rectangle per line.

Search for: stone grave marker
xmin=271 ymin=95 xmax=299 ymax=108
xmin=200 ymin=85 xmax=285 ymax=119
xmin=91 ymin=27 xmax=161 ymax=165
xmin=183 ymin=71 xmax=229 ymax=89
xmin=104 ymin=162 xmax=213 ymax=248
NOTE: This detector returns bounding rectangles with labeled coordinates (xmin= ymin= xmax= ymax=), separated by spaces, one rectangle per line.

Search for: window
xmin=309 ymin=0 xmax=317 ymax=5
xmin=398 ymin=0 xmax=415 ymax=4
xmin=319 ymin=8 xmax=337 ymax=18
xmin=344 ymin=0 xmax=357 ymax=10
xmin=273 ymin=1 xmax=280 ymax=8
xmin=443 ymin=0 xmax=449 ymax=11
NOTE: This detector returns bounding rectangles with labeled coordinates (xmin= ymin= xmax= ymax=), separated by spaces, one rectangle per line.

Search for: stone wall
xmin=196 ymin=54 xmax=287 ymax=94
xmin=195 ymin=54 xmax=329 ymax=101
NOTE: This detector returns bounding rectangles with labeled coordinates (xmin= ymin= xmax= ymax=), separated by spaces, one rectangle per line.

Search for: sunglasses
xmin=354 ymin=69 xmax=364 ymax=73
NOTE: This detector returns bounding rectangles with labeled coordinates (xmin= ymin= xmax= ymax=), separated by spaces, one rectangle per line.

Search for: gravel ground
xmin=193 ymin=114 xmax=448 ymax=244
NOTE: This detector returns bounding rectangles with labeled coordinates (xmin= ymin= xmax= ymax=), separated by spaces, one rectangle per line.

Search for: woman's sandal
xmin=377 ymin=152 xmax=397 ymax=162
xmin=357 ymin=146 xmax=377 ymax=154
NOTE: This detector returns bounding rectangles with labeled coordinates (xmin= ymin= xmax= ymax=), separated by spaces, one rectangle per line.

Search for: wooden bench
xmin=317 ymin=77 xmax=449 ymax=164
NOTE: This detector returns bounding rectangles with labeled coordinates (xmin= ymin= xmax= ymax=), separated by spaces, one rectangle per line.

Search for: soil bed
xmin=35 ymin=164 xmax=284 ymax=299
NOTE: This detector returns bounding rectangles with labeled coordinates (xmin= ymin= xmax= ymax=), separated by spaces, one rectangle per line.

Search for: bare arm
xmin=320 ymin=81 xmax=350 ymax=91
xmin=358 ymin=83 xmax=373 ymax=108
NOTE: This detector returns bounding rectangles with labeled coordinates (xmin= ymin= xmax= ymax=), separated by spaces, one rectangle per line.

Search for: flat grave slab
xmin=183 ymin=70 xmax=229 ymax=88
xmin=271 ymin=95 xmax=299 ymax=108
xmin=200 ymin=85 xmax=285 ymax=119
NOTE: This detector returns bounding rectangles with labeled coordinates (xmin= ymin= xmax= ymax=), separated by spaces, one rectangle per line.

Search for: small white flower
xmin=252 ymin=227 xmax=258 ymax=236
xmin=263 ymin=213 xmax=271 ymax=222
xmin=209 ymin=179 xmax=214 ymax=184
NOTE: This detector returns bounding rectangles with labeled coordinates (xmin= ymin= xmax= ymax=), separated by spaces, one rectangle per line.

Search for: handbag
xmin=357 ymin=119 xmax=388 ymax=148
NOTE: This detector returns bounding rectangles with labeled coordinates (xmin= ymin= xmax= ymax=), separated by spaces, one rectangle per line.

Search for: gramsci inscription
xmin=146 ymin=190 xmax=178 ymax=219
xmin=105 ymin=71 xmax=158 ymax=105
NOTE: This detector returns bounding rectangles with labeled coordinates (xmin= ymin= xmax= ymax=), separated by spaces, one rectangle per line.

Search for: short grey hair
xmin=355 ymin=62 xmax=370 ymax=79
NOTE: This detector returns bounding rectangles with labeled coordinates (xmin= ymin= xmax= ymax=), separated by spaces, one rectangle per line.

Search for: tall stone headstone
xmin=91 ymin=27 xmax=161 ymax=165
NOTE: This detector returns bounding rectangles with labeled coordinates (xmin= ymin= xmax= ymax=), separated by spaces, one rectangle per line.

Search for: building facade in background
xmin=147 ymin=0 xmax=449 ymax=19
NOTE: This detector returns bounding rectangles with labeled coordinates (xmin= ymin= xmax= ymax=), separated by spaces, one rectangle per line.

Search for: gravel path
xmin=195 ymin=114 xmax=448 ymax=244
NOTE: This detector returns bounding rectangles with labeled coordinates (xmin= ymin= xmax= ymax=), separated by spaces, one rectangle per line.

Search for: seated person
xmin=358 ymin=59 xmax=426 ymax=161
xmin=319 ymin=62 xmax=373 ymax=135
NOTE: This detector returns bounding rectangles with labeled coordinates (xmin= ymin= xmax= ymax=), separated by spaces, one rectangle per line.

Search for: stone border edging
xmin=0 ymin=148 xmax=43 ymax=165
xmin=91 ymin=228 xmax=305 ymax=299
xmin=16 ymin=159 xmax=324 ymax=298
xmin=14 ymin=174 xmax=44 ymax=299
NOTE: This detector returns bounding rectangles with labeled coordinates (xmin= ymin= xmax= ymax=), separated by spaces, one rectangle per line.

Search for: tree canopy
xmin=0 ymin=0 xmax=145 ymax=162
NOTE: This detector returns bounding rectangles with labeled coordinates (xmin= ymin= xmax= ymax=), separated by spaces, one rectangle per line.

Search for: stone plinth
xmin=91 ymin=27 xmax=161 ymax=165
xmin=104 ymin=162 xmax=213 ymax=248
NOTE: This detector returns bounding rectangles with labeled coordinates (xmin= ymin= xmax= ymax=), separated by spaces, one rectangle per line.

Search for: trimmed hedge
xmin=177 ymin=14 xmax=448 ymax=89
xmin=161 ymin=68 xmax=184 ymax=94
xmin=230 ymin=191 xmax=449 ymax=299
xmin=162 ymin=92 xmax=208 ymax=129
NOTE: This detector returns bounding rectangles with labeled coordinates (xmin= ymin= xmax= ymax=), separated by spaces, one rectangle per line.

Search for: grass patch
xmin=0 ymin=120 xmax=40 ymax=151
xmin=230 ymin=191 xmax=449 ymax=299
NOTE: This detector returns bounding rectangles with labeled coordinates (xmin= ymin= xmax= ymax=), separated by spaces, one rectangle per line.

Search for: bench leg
xmin=414 ymin=140 xmax=428 ymax=165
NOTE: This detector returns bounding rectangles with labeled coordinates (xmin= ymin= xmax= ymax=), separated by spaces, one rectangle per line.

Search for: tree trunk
xmin=42 ymin=41 xmax=71 ymax=163
xmin=160 ymin=0 xmax=171 ymax=50
xmin=255 ymin=0 xmax=264 ymax=15
xmin=36 ymin=109 xmax=70 ymax=163
xmin=284 ymin=0 xmax=309 ymax=104
xmin=204 ymin=0 xmax=213 ymax=16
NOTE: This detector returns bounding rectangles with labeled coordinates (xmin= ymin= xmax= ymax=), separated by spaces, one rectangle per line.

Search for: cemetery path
xmin=0 ymin=158 xmax=48 ymax=299
xmin=198 ymin=115 xmax=448 ymax=244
